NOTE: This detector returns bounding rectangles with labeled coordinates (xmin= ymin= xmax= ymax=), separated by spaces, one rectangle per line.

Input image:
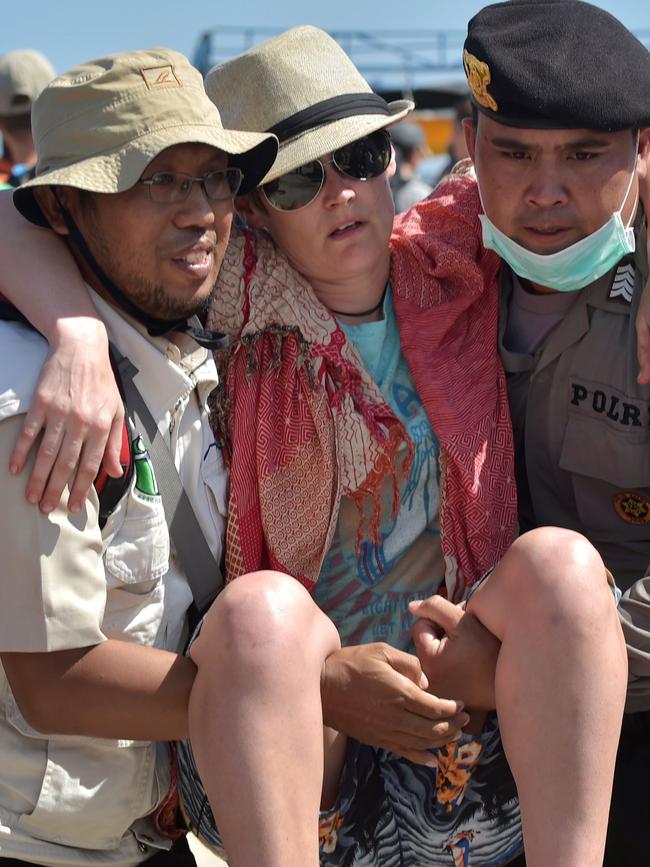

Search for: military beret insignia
xmin=463 ymin=50 xmax=498 ymax=113
xmin=614 ymin=491 xmax=650 ymax=525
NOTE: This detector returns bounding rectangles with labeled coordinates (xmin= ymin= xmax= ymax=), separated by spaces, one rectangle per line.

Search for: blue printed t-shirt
xmin=312 ymin=289 xmax=445 ymax=650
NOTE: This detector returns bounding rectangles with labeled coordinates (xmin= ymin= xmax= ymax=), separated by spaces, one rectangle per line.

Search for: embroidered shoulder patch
xmin=463 ymin=50 xmax=498 ymax=112
xmin=614 ymin=491 xmax=650 ymax=525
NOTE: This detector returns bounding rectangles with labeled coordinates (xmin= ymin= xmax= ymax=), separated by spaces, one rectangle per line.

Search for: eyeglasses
xmin=262 ymin=129 xmax=392 ymax=212
xmin=139 ymin=168 xmax=243 ymax=204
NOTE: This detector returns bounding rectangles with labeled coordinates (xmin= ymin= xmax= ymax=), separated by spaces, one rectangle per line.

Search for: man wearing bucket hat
xmin=0 ymin=23 xmax=628 ymax=867
xmin=0 ymin=50 xmax=54 ymax=187
xmin=0 ymin=46 xmax=360 ymax=867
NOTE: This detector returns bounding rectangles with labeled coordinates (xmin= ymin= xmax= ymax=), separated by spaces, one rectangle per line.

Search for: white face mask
xmin=478 ymin=134 xmax=639 ymax=292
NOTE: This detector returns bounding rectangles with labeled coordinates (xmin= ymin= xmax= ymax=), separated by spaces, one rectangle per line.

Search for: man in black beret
xmin=462 ymin=1 xmax=650 ymax=864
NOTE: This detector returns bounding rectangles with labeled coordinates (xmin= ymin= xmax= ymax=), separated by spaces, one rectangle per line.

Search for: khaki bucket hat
xmin=0 ymin=49 xmax=54 ymax=116
xmin=204 ymin=26 xmax=413 ymax=185
xmin=14 ymin=47 xmax=278 ymax=226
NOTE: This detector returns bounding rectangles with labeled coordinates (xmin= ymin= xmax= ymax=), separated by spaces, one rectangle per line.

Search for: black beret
xmin=464 ymin=0 xmax=650 ymax=130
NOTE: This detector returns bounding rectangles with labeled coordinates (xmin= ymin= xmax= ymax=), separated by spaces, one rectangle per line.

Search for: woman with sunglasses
xmin=0 ymin=27 xmax=626 ymax=867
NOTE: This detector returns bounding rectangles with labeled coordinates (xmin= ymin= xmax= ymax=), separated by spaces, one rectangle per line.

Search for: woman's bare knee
xmin=498 ymin=528 xmax=603 ymax=596
xmin=192 ymin=570 xmax=339 ymax=670
xmin=470 ymin=528 xmax=612 ymax=638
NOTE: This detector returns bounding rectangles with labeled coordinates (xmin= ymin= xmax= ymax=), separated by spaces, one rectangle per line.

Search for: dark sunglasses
xmin=262 ymin=129 xmax=392 ymax=212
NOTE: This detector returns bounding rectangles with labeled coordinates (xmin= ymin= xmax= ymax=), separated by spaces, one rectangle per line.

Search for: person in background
xmin=0 ymin=49 xmax=54 ymax=187
xmin=430 ymin=96 xmax=472 ymax=185
xmin=389 ymin=120 xmax=433 ymax=211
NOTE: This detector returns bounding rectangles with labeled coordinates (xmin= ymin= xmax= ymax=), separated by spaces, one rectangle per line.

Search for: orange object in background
xmin=412 ymin=111 xmax=454 ymax=155
xmin=0 ymin=156 xmax=11 ymax=184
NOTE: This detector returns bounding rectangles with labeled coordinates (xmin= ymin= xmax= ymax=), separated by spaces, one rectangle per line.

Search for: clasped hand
xmin=320 ymin=641 xmax=469 ymax=766
xmin=409 ymin=595 xmax=501 ymax=732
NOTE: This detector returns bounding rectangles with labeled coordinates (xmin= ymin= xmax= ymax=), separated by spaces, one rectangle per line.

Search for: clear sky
xmin=3 ymin=0 xmax=650 ymax=81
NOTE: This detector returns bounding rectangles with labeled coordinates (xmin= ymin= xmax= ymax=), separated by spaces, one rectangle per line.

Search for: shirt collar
xmin=88 ymin=288 xmax=218 ymax=424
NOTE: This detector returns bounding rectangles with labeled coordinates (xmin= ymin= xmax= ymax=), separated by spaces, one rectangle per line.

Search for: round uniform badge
xmin=613 ymin=491 xmax=650 ymax=525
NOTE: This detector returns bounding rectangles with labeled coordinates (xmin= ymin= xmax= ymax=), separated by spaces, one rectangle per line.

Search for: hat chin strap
xmin=52 ymin=192 xmax=228 ymax=351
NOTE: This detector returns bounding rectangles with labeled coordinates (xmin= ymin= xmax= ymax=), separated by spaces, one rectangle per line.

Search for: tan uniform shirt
xmin=0 ymin=291 xmax=227 ymax=864
xmin=499 ymin=225 xmax=650 ymax=710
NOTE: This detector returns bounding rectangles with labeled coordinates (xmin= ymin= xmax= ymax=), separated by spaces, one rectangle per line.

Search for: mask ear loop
xmin=474 ymin=170 xmax=492 ymax=220
xmin=620 ymin=131 xmax=641 ymax=230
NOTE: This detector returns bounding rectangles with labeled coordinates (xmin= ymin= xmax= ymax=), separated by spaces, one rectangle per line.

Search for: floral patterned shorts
xmin=176 ymin=713 xmax=523 ymax=867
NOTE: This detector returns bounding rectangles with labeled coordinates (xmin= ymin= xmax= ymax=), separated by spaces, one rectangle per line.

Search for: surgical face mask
xmin=478 ymin=134 xmax=639 ymax=292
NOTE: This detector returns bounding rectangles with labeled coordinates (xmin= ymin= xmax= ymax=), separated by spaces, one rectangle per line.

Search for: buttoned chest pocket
xmin=559 ymin=414 xmax=650 ymax=542
xmin=102 ymin=459 xmax=170 ymax=644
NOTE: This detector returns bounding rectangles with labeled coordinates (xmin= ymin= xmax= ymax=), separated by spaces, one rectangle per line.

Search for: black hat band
xmin=267 ymin=93 xmax=391 ymax=143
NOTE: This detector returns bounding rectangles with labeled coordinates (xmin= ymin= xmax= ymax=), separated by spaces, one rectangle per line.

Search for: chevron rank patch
xmin=609 ymin=262 xmax=635 ymax=304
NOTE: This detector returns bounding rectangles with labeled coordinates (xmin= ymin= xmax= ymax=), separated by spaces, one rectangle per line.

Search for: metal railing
xmin=193 ymin=25 xmax=650 ymax=107
xmin=193 ymin=27 xmax=468 ymax=90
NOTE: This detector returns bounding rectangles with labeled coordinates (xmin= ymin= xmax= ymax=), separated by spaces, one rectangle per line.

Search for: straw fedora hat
xmin=205 ymin=25 xmax=414 ymax=184
xmin=14 ymin=47 xmax=278 ymax=226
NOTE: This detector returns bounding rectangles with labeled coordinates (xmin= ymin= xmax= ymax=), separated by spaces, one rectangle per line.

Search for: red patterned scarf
xmin=207 ymin=173 xmax=516 ymax=601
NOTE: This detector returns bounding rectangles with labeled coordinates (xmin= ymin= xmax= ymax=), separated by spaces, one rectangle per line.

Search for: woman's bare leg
xmin=188 ymin=570 xmax=345 ymax=867
xmin=469 ymin=528 xmax=626 ymax=867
